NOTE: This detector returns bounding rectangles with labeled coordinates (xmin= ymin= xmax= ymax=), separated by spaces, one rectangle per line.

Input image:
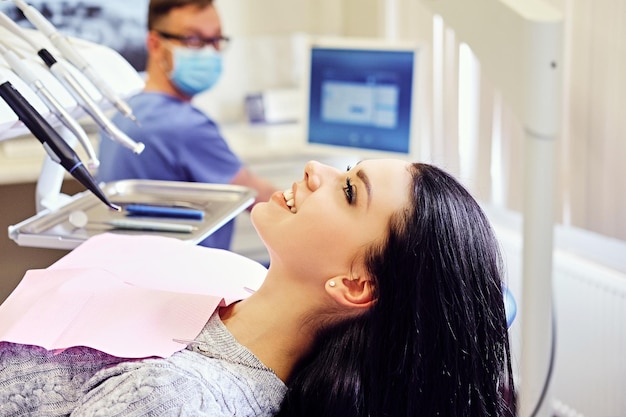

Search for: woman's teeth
xmin=283 ymin=189 xmax=296 ymax=213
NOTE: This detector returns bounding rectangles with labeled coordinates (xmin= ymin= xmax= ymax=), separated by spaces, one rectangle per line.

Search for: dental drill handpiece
xmin=13 ymin=0 xmax=139 ymax=125
xmin=39 ymin=52 xmax=146 ymax=154
xmin=0 ymin=80 xmax=120 ymax=211
xmin=0 ymin=40 xmax=100 ymax=169
xmin=0 ymin=11 xmax=145 ymax=155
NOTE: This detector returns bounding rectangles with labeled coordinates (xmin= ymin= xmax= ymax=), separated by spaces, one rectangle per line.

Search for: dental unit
xmin=12 ymin=0 xmax=139 ymax=126
xmin=0 ymin=40 xmax=99 ymax=169
xmin=0 ymin=79 xmax=119 ymax=211
xmin=0 ymin=11 xmax=145 ymax=155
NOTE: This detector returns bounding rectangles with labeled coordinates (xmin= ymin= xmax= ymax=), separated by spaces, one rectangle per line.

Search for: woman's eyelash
xmin=346 ymin=165 xmax=352 ymax=172
xmin=344 ymin=177 xmax=355 ymax=204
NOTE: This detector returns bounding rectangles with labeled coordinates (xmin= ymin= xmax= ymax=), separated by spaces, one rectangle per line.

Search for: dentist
xmin=97 ymin=0 xmax=277 ymax=250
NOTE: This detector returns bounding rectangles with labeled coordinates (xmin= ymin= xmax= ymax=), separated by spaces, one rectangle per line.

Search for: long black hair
xmin=277 ymin=163 xmax=516 ymax=417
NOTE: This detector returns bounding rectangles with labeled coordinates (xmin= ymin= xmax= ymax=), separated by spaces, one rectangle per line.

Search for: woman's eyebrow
xmin=356 ymin=169 xmax=371 ymax=208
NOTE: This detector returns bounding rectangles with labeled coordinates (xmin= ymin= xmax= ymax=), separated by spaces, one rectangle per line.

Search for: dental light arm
xmin=0 ymin=40 xmax=99 ymax=168
xmin=415 ymin=1 xmax=562 ymax=415
xmin=12 ymin=0 xmax=138 ymax=125
xmin=0 ymin=79 xmax=119 ymax=211
xmin=0 ymin=11 xmax=145 ymax=155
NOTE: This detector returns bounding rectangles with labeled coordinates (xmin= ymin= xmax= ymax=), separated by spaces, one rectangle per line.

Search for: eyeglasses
xmin=155 ymin=30 xmax=230 ymax=51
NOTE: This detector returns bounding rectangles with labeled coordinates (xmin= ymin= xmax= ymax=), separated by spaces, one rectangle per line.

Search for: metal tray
xmin=8 ymin=180 xmax=256 ymax=250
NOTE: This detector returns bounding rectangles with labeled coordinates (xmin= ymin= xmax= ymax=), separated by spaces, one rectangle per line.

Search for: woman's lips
xmin=271 ymin=191 xmax=291 ymax=211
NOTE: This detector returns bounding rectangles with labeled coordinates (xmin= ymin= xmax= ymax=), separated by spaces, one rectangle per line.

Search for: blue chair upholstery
xmin=503 ymin=287 xmax=517 ymax=328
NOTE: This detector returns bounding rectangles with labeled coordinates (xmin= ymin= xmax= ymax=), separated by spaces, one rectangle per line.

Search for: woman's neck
xmin=218 ymin=282 xmax=320 ymax=382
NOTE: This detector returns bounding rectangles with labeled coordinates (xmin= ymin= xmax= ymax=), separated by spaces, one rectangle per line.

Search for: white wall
xmin=194 ymin=0 xmax=384 ymax=123
xmin=217 ymin=0 xmax=343 ymax=36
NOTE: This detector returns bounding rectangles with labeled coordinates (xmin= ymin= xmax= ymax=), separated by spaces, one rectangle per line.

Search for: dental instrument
xmin=0 ymin=11 xmax=145 ymax=154
xmin=12 ymin=0 xmax=139 ymax=125
xmin=124 ymin=204 xmax=205 ymax=220
xmin=0 ymin=40 xmax=99 ymax=168
xmin=0 ymin=79 xmax=120 ymax=211
xmin=68 ymin=210 xmax=196 ymax=233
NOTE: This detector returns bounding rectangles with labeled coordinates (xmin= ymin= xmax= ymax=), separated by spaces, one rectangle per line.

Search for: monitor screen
xmin=304 ymin=38 xmax=421 ymax=157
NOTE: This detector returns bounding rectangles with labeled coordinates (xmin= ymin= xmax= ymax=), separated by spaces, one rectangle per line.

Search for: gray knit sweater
xmin=0 ymin=312 xmax=287 ymax=416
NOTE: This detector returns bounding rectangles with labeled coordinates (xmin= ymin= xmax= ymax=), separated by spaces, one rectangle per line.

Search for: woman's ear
xmin=325 ymin=275 xmax=374 ymax=309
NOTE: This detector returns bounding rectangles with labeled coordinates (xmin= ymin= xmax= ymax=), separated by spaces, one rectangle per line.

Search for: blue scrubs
xmin=97 ymin=92 xmax=243 ymax=250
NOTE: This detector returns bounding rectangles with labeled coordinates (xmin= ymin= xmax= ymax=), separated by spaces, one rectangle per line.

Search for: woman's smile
xmin=283 ymin=188 xmax=296 ymax=213
xmin=270 ymin=189 xmax=294 ymax=212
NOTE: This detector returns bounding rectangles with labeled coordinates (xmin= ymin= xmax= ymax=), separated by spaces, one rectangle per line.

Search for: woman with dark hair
xmin=0 ymin=159 xmax=515 ymax=417
xmin=277 ymin=162 xmax=516 ymax=417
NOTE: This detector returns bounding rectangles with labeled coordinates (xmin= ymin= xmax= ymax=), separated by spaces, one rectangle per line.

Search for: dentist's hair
xmin=148 ymin=0 xmax=214 ymax=30
xmin=277 ymin=163 xmax=517 ymax=417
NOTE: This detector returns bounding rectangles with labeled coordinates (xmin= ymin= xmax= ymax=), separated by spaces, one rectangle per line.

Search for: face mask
xmin=169 ymin=46 xmax=223 ymax=96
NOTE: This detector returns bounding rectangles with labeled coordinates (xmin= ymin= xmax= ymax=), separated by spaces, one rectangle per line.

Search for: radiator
xmin=484 ymin=205 xmax=626 ymax=417
xmin=549 ymin=246 xmax=626 ymax=417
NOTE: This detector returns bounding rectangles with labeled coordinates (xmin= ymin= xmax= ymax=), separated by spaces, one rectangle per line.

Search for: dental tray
xmin=8 ymin=180 xmax=256 ymax=250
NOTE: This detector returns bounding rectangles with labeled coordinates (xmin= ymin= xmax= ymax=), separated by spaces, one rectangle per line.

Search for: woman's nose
xmin=304 ymin=160 xmax=323 ymax=191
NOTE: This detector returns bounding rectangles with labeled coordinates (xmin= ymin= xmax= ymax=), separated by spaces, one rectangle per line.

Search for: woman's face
xmin=251 ymin=159 xmax=413 ymax=281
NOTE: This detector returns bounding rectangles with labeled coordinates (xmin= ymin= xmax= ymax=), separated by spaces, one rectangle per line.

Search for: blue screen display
xmin=307 ymin=47 xmax=415 ymax=154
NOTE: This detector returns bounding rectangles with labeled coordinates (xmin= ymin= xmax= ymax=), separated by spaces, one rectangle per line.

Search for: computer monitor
xmin=302 ymin=37 xmax=423 ymax=158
